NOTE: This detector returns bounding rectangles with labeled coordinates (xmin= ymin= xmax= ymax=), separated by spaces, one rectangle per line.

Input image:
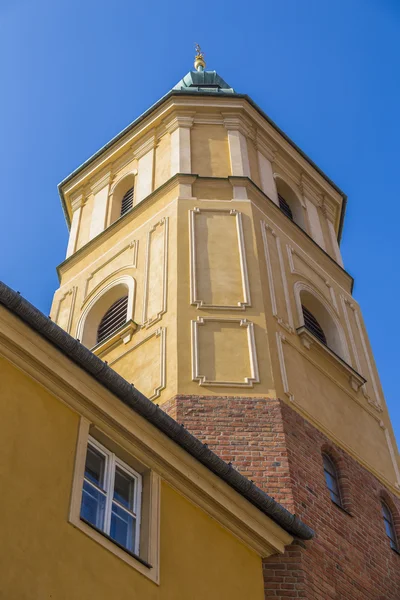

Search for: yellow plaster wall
xmin=53 ymin=95 xmax=398 ymax=495
xmin=247 ymin=138 xmax=261 ymax=188
xmin=76 ymin=193 xmax=94 ymax=249
xmin=191 ymin=125 xmax=230 ymax=177
xmin=0 ymin=356 xmax=265 ymax=600
xmin=154 ymin=133 xmax=171 ymax=189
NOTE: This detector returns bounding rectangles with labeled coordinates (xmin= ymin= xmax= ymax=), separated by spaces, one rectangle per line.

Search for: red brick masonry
xmin=163 ymin=395 xmax=400 ymax=600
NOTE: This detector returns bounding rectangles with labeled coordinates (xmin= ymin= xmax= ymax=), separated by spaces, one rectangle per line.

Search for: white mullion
xmin=104 ymin=453 xmax=116 ymax=536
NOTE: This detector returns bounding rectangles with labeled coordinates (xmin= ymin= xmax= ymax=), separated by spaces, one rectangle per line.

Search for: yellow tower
xmin=51 ymin=51 xmax=399 ymax=502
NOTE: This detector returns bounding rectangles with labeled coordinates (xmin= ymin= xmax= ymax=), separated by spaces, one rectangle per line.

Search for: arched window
xmin=278 ymin=193 xmax=293 ymax=220
xmin=78 ymin=278 xmax=134 ymax=349
xmin=381 ymin=501 xmax=398 ymax=550
xmin=298 ymin=288 xmax=346 ymax=361
xmin=97 ymin=295 xmax=128 ymax=344
xmin=276 ymin=178 xmax=306 ymax=231
xmin=109 ymin=174 xmax=135 ymax=225
xmin=120 ymin=187 xmax=134 ymax=217
xmin=302 ymin=305 xmax=327 ymax=346
xmin=323 ymin=454 xmax=342 ymax=506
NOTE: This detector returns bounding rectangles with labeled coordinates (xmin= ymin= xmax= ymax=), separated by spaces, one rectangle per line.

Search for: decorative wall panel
xmin=287 ymin=244 xmax=338 ymax=312
xmin=191 ymin=317 xmax=259 ymax=387
xmin=142 ymin=218 xmax=168 ymax=327
xmin=341 ymin=295 xmax=382 ymax=411
xmin=261 ymin=221 xmax=293 ymax=331
xmin=54 ymin=287 xmax=77 ymax=333
xmin=190 ymin=208 xmax=250 ymax=310
xmin=109 ymin=328 xmax=166 ymax=401
xmin=84 ymin=242 xmax=138 ymax=299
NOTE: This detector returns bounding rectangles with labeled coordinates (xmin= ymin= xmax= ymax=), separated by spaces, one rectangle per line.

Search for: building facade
xmin=45 ymin=51 xmax=400 ymax=597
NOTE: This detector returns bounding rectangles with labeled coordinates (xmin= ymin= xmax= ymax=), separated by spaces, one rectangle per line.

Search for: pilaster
xmin=66 ymin=192 xmax=85 ymax=258
xmin=223 ymin=114 xmax=251 ymax=178
xmin=88 ymin=170 xmax=112 ymax=241
xmin=165 ymin=113 xmax=194 ymax=176
xmin=133 ymin=133 xmax=156 ymax=204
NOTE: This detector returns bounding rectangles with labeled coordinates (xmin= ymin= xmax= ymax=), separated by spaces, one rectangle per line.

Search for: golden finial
xmin=194 ymin=43 xmax=206 ymax=71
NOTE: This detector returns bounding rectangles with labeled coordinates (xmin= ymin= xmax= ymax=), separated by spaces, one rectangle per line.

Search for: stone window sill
xmin=92 ymin=319 xmax=138 ymax=356
xmin=296 ymin=326 xmax=366 ymax=392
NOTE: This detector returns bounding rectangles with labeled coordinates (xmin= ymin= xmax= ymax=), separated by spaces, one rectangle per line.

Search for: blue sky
xmin=1 ymin=0 xmax=399 ymax=441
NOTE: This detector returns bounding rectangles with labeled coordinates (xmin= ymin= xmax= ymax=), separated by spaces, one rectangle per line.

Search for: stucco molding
xmin=0 ymin=303 xmax=302 ymax=552
xmin=109 ymin=327 xmax=166 ymax=401
xmin=76 ymin=274 xmax=136 ymax=344
xmin=53 ymin=286 xmax=77 ymax=334
xmin=142 ymin=218 xmax=169 ymax=328
xmin=89 ymin=169 xmax=113 ymax=195
xmin=276 ymin=332 xmax=294 ymax=402
xmin=109 ymin=170 xmax=138 ymax=195
xmin=221 ymin=112 xmax=253 ymax=137
xmin=83 ymin=241 xmax=138 ymax=300
xmin=273 ymin=153 xmax=302 ymax=190
xmin=343 ymin=297 xmax=383 ymax=410
xmin=287 ymin=244 xmax=339 ymax=314
xmin=296 ymin=326 xmax=365 ymax=392
xmin=254 ymin=131 xmax=277 ymax=162
xmin=293 ymin=279 xmax=351 ymax=364
xmin=192 ymin=113 xmax=224 ymax=126
xmin=261 ymin=221 xmax=294 ymax=332
xmin=189 ymin=208 xmax=251 ymax=310
xmin=131 ymin=132 xmax=156 ymax=160
xmin=191 ymin=317 xmax=259 ymax=387
xmin=163 ymin=112 xmax=195 ymax=134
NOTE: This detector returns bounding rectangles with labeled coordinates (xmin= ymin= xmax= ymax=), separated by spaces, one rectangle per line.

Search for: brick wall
xmin=164 ymin=395 xmax=400 ymax=600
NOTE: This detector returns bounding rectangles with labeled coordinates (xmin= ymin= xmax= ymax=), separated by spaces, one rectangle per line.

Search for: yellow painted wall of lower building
xmin=0 ymin=355 xmax=265 ymax=600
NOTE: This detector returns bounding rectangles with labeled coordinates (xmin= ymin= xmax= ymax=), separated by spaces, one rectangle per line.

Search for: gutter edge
xmin=0 ymin=280 xmax=314 ymax=542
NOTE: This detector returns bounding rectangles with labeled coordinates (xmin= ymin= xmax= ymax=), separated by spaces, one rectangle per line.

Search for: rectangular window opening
xmin=80 ymin=436 xmax=142 ymax=556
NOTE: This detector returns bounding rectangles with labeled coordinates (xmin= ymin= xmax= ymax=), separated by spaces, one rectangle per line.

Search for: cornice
xmin=221 ymin=111 xmax=255 ymax=139
xmin=57 ymin=174 xmax=189 ymax=278
xmin=273 ymin=152 xmax=302 ymax=188
xmin=255 ymin=131 xmax=277 ymax=162
xmin=70 ymin=191 xmax=85 ymax=211
xmin=163 ymin=112 xmax=195 ymax=134
xmin=90 ymin=169 xmax=113 ymax=194
xmin=131 ymin=132 xmax=156 ymax=160
xmin=0 ymin=308 xmax=295 ymax=556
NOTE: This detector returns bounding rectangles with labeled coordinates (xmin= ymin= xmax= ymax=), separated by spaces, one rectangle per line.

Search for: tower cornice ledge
xmin=58 ymin=91 xmax=346 ymax=241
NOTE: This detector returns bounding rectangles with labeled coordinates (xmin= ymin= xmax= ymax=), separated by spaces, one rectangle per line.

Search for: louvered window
xmin=382 ymin=501 xmax=398 ymax=550
xmin=302 ymin=305 xmax=327 ymax=345
xmin=278 ymin=193 xmax=293 ymax=221
xmin=121 ymin=187 xmax=134 ymax=217
xmin=323 ymin=454 xmax=342 ymax=506
xmin=97 ymin=296 xmax=128 ymax=344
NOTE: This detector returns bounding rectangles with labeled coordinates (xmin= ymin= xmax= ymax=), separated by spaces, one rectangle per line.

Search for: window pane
xmin=81 ymin=480 xmax=106 ymax=530
xmin=110 ymin=503 xmax=136 ymax=552
xmin=324 ymin=471 xmax=340 ymax=496
xmin=85 ymin=446 xmax=105 ymax=488
xmin=114 ymin=467 xmax=135 ymax=511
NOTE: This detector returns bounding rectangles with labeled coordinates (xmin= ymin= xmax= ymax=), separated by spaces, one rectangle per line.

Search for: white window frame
xmin=81 ymin=436 xmax=142 ymax=556
xmin=69 ymin=418 xmax=160 ymax=584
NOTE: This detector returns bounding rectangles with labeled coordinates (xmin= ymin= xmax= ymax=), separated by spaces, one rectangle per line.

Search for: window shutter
xmin=97 ymin=296 xmax=128 ymax=344
xmin=121 ymin=187 xmax=134 ymax=217
xmin=278 ymin=193 xmax=293 ymax=220
xmin=302 ymin=305 xmax=327 ymax=345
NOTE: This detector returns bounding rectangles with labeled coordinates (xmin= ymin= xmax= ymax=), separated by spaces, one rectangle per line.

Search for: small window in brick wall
xmin=381 ymin=501 xmax=399 ymax=551
xmin=322 ymin=454 xmax=342 ymax=507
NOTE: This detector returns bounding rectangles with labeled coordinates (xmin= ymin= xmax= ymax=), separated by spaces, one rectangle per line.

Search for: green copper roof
xmin=173 ymin=70 xmax=235 ymax=94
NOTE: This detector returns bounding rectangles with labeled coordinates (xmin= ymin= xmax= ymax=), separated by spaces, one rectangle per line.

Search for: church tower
xmin=51 ymin=49 xmax=400 ymax=598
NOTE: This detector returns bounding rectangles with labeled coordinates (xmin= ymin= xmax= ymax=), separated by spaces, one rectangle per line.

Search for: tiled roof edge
xmin=0 ymin=281 xmax=314 ymax=541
